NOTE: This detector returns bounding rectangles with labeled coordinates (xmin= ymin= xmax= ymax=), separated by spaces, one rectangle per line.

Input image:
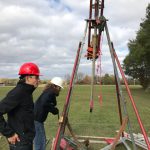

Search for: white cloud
xmin=0 ymin=0 xmax=149 ymax=79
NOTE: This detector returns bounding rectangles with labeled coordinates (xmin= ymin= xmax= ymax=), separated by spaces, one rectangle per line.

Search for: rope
xmin=96 ymin=31 xmax=104 ymax=107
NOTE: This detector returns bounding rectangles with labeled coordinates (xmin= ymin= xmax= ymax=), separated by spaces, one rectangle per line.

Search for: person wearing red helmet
xmin=0 ymin=62 xmax=41 ymax=150
xmin=18 ymin=62 xmax=41 ymax=88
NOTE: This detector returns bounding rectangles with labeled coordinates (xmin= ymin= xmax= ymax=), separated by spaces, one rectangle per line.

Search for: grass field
xmin=0 ymin=85 xmax=150 ymax=149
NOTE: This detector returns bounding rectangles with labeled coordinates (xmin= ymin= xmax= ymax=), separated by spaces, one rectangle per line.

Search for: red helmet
xmin=19 ymin=62 xmax=41 ymax=76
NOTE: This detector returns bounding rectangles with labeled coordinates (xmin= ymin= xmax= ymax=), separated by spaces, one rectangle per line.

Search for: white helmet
xmin=51 ymin=77 xmax=64 ymax=89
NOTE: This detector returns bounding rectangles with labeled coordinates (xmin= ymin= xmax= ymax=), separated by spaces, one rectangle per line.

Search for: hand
xmin=8 ymin=133 xmax=20 ymax=144
xmin=53 ymin=108 xmax=59 ymax=115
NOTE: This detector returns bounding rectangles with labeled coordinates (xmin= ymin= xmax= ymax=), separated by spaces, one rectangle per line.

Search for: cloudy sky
xmin=0 ymin=0 xmax=149 ymax=79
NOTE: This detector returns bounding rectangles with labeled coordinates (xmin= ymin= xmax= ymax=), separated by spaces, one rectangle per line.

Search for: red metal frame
xmin=52 ymin=42 xmax=82 ymax=150
xmin=52 ymin=0 xmax=150 ymax=149
xmin=113 ymin=48 xmax=150 ymax=149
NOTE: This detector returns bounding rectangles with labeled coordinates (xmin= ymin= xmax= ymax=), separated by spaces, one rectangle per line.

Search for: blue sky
xmin=0 ymin=0 xmax=149 ymax=79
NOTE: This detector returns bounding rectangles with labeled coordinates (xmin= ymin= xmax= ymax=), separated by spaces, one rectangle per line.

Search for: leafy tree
xmin=123 ymin=4 xmax=150 ymax=89
xmin=101 ymin=74 xmax=115 ymax=85
xmin=82 ymin=75 xmax=91 ymax=84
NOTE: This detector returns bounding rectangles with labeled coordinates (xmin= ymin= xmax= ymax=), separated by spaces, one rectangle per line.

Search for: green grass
xmin=0 ymin=85 xmax=150 ymax=150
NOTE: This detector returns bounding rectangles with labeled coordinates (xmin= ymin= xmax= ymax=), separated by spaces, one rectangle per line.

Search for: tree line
xmin=0 ymin=73 xmax=139 ymax=86
xmin=0 ymin=78 xmax=48 ymax=86
xmin=64 ymin=73 xmax=139 ymax=85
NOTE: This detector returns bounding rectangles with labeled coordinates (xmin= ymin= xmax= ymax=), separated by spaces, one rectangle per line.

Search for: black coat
xmin=0 ymin=82 xmax=35 ymax=143
xmin=34 ymin=88 xmax=59 ymax=123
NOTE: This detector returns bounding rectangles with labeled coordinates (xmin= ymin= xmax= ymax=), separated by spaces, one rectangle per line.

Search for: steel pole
xmin=105 ymin=23 xmax=137 ymax=150
xmin=113 ymin=47 xmax=150 ymax=149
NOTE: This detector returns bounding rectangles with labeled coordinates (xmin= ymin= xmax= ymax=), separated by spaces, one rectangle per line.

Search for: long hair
xmin=43 ymin=83 xmax=55 ymax=92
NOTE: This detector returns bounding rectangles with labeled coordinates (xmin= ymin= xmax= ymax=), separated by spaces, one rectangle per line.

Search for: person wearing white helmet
xmin=50 ymin=77 xmax=64 ymax=89
xmin=34 ymin=77 xmax=63 ymax=150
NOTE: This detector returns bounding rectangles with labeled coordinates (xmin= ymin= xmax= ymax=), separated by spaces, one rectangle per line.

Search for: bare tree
xmin=64 ymin=74 xmax=71 ymax=85
xmin=76 ymin=72 xmax=84 ymax=83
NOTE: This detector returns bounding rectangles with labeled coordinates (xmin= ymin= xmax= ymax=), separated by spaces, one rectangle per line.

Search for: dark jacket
xmin=34 ymin=88 xmax=59 ymax=123
xmin=0 ymin=81 xmax=35 ymax=143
